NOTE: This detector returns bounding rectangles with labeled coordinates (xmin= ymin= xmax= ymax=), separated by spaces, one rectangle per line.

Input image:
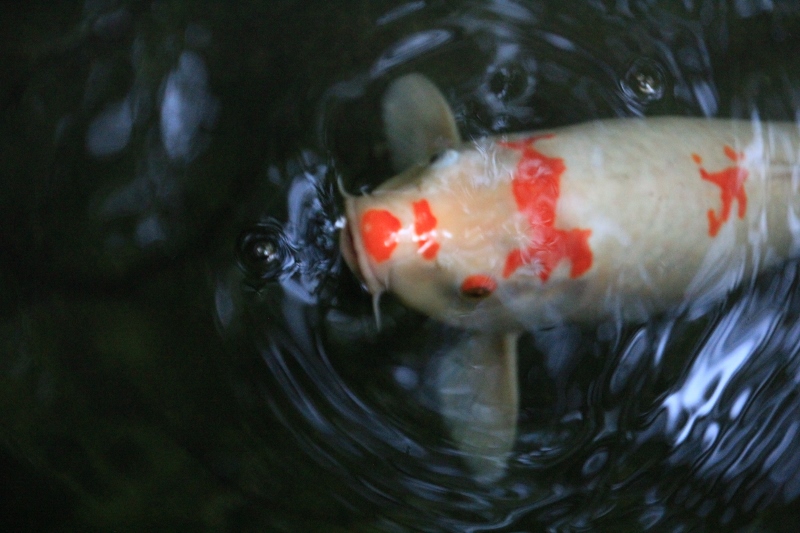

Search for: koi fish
xmin=339 ymin=73 xmax=800 ymax=482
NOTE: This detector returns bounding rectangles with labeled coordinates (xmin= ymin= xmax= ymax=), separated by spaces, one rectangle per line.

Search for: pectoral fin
xmin=382 ymin=73 xmax=462 ymax=172
xmin=435 ymin=332 xmax=520 ymax=483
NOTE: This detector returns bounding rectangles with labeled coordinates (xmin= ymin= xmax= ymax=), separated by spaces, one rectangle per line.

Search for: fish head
xmin=341 ymin=143 xmax=525 ymax=331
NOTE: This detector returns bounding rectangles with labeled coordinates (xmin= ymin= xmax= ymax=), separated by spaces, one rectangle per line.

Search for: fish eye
xmin=429 ymin=149 xmax=459 ymax=169
xmin=460 ymin=274 xmax=497 ymax=300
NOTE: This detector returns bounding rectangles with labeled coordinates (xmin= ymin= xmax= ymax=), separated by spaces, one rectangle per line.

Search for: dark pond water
xmin=4 ymin=1 xmax=800 ymax=531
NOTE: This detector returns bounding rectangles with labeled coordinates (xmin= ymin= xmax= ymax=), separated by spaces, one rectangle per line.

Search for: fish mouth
xmin=341 ymin=200 xmax=385 ymax=296
xmin=340 ymin=220 xmax=362 ymax=281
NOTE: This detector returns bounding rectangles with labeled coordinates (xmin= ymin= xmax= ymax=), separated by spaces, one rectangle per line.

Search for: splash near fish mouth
xmin=341 ymin=197 xmax=387 ymax=298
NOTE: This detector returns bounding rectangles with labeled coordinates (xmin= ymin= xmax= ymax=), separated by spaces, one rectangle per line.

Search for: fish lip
xmin=341 ymin=198 xmax=386 ymax=296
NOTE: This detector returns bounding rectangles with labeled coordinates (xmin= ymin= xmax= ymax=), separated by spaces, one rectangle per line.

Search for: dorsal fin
xmin=382 ymin=73 xmax=462 ymax=172
xmin=435 ymin=332 xmax=519 ymax=483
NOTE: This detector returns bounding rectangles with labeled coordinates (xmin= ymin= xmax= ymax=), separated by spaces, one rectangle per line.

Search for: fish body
xmin=339 ymin=73 xmax=800 ymax=481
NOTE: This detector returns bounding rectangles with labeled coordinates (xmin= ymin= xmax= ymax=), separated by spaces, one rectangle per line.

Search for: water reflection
xmin=651 ymin=261 xmax=800 ymax=521
xmin=86 ymin=97 xmax=133 ymax=156
xmin=662 ymin=300 xmax=769 ymax=446
xmin=371 ymin=30 xmax=454 ymax=77
xmin=160 ymin=51 xmax=218 ymax=162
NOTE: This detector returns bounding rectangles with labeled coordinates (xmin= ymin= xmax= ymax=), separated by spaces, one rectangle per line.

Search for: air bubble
xmin=236 ymin=220 xmax=297 ymax=281
xmin=621 ymin=58 xmax=666 ymax=105
xmin=488 ymin=64 xmax=529 ymax=102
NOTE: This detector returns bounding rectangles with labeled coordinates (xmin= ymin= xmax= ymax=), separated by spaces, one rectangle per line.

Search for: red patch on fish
xmin=499 ymin=135 xmax=593 ymax=282
xmin=460 ymin=274 xmax=497 ymax=297
xmin=361 ymin=209 xmax=401 ymax=263
xmin=412 ymin=199 xmax=440 ymax=260
xmin=692 ymin=146 xmax=748 ymax=237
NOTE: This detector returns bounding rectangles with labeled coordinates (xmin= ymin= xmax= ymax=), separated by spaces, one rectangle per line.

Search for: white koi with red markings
xmin=339 ymin=73 xmax=800 ymax=482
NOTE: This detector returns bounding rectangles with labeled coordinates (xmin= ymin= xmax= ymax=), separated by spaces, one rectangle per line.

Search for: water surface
xmin=4 ymin=1 xmax=800 ymax=531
